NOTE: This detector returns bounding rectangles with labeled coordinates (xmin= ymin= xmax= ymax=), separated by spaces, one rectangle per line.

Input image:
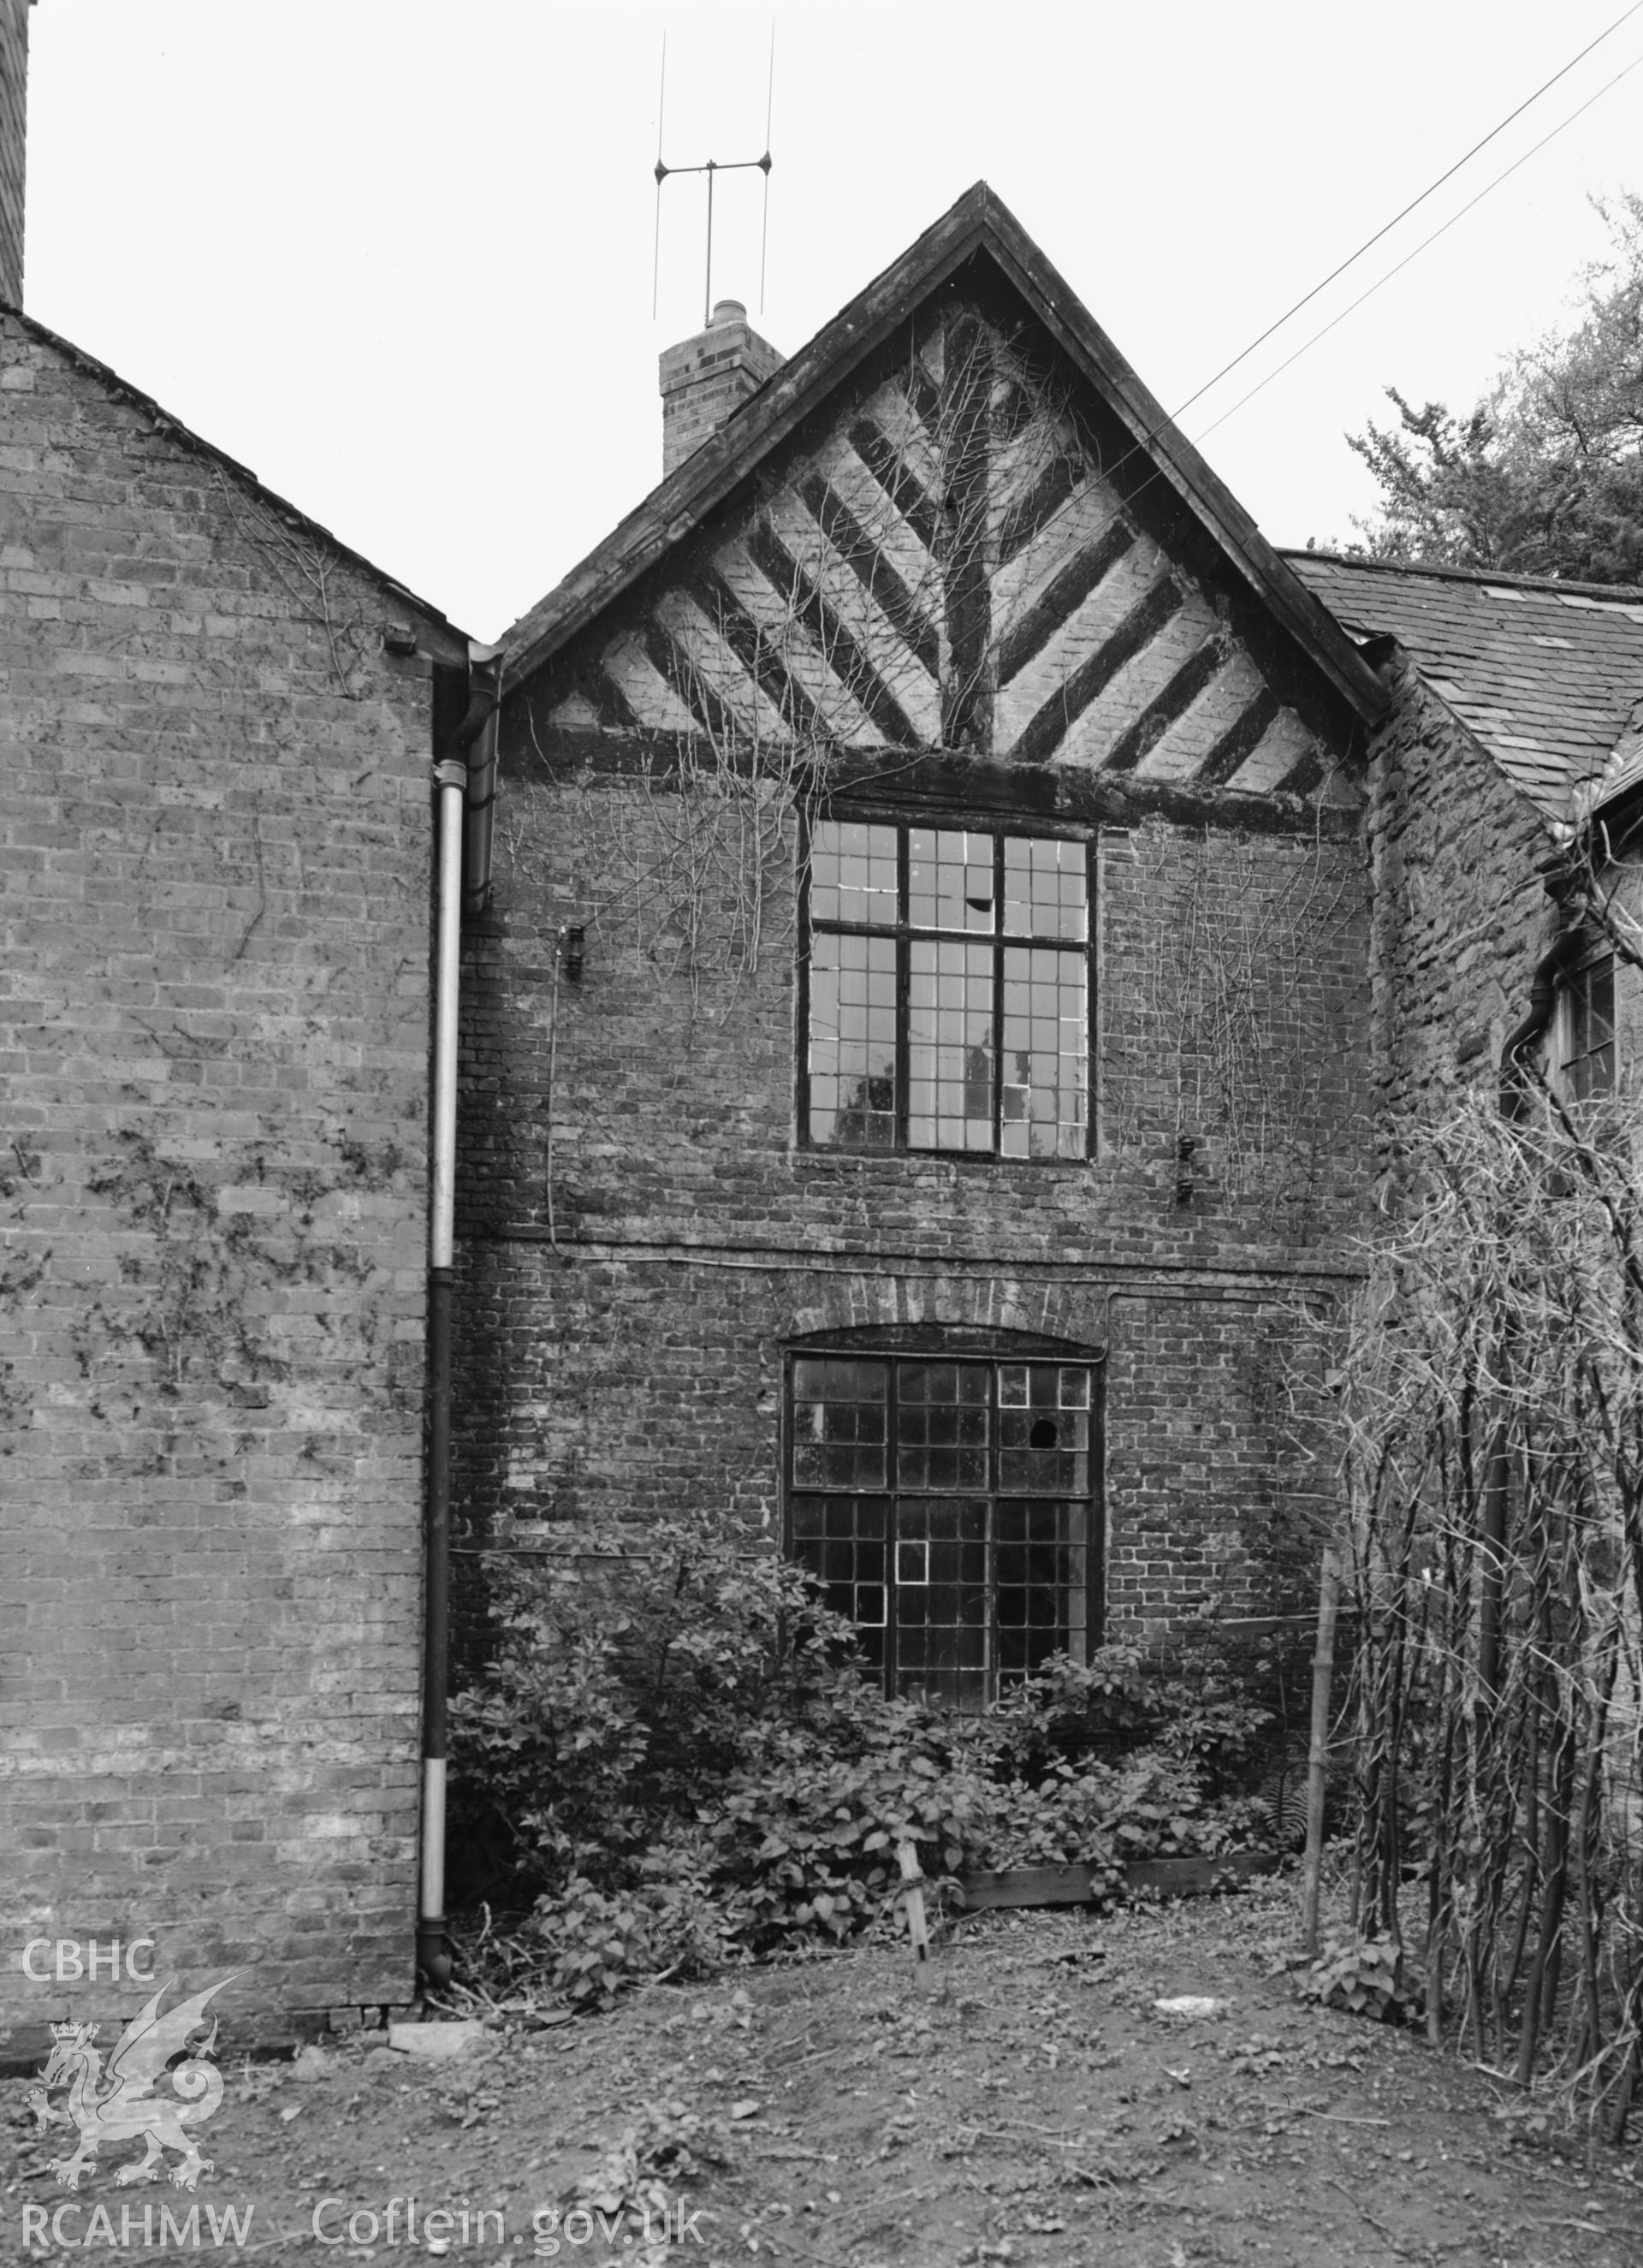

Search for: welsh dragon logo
xmin=26 ymin=1974 xmax=239 ymax=2193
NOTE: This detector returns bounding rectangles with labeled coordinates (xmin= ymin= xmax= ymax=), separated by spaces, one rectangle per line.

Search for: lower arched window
xmin=786 ymin=1338 xmax=1101 ymax=1709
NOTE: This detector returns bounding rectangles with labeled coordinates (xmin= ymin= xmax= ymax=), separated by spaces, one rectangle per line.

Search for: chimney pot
xmin=709 ymin=299 xmax=746 ymax=328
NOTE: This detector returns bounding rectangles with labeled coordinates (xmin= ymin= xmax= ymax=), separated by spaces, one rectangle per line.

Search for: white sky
xmin=21 ymin=0 xmax=1643 ymax=642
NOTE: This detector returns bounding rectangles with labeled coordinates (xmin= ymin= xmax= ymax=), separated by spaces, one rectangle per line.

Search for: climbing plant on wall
xmin=1329 ymin=1081 xmax=1643 ymax=2140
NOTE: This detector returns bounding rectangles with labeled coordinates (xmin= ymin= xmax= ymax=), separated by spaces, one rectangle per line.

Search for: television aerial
xmin=652 ymin=27 xmax=776 ymax=325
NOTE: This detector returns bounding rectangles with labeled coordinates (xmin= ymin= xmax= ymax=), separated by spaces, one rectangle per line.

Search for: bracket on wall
xmin=1175 ymin=1132 xmax=1198 ymax=1207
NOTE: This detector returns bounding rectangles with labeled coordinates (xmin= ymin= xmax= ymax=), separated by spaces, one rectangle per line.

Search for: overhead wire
xmin=1167 ymin=0 xmax=1643 ymax=433
xmin=1050 ymin=8 xmax=1643 ymax=524
xmin=1191 ymin=42 xmax=1643 ymax=447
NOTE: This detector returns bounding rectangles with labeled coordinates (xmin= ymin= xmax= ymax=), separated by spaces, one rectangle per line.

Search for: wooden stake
xmin=897 ymin=1840 xmax=931 ymax=1983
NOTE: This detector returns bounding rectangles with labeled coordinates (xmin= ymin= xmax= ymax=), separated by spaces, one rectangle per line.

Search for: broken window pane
xmin=909 ymin=827 xmax=996 ymax=933
xmin=809 ymin=932 xmax=897 ymax=1148
xmin=907 ymin=940 xmax=994 ymax=1149
xmin=791 ymin=1357 xmax=888 ymax=1490
xmin=999 ymin=946 xmax=1087 ymax=1160
xmin=810 ymin=818 xmax=899 ymax=928
xmin=805 ymin=819 xmax=1089 ymax=1157
xmin=787 ymin=1355 xmax=1096 ymax=1708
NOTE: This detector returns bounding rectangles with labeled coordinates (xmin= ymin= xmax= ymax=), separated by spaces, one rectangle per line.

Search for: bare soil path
xmin=6 ymin=1884 xmax=1641 ymax=2265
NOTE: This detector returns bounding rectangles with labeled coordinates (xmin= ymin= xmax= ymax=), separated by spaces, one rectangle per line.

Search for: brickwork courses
xmin=451 ymin=754 xmax=1373 ymax=1668
xmin=0 ymin=310 xmax=463 ymax=2034
xmin=659 ymin=301 xmax=785 ymax=480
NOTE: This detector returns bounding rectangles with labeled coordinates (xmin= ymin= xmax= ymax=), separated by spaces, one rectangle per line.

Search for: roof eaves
xmin=1281 ymin=546 xmax=1643 ymax=605
xmin=1379 ymin=638 xmax=1569 ymax=829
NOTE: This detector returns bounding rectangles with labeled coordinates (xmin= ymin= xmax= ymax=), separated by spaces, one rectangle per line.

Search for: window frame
xmin=797 ymin=808 xmax=1096 ymax=1161
xmin=782 ymin=1337 xmax=1106 ymax=1709
xmin=1555 ymin=937 xmax=1617 ymax=1104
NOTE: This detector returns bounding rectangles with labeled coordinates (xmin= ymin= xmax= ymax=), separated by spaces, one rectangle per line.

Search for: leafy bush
xmin=979 ymin=1646 xmax=1154 ymax=1778
xmin=705 ymin=1719 xmax=982 ymax=1947
xmin=528 ymin=1850 xmax=731 ymax=2009
xmin=451 ymin=1521 xmax=1285 ymax=2001
xmin=451 ymin=1517 xmax=861 ymax=1885
xmin=1302 ymin=1931 xmax=1424 ymax=2024
xmin=979 ymin=1639 xmax=1272 ymax=1794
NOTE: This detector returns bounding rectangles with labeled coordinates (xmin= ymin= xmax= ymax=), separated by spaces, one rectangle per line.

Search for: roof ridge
xmin=1283 ymin=545 xmax=1643 ymax=603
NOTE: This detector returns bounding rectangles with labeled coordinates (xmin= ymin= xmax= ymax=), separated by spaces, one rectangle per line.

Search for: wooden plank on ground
xmin=954 ymin=1864 xmax=1097 ymax=1910
xmin=1124 ymin=1852 xmax=1281 ymax=1897
xmin=954 ymin=1850 xmax=1283 ymax=1913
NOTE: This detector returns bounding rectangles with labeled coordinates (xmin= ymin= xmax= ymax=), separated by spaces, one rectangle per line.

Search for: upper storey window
xmin=1557 ymin=942 xmax=1616 ymax=1102
xmin=803 ymin=818 xmax=1090 ymax=1158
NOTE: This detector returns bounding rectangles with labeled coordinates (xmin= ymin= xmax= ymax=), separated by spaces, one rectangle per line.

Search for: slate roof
xmin=1285 ymin=549 xmax=1643 ymax=823
xmin=503 ymin=184 xmax=1386 ymax=729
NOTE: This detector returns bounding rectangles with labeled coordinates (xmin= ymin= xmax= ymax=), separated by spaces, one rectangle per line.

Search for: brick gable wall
xmin=0 ymin=312 xmax=441 ymax=2033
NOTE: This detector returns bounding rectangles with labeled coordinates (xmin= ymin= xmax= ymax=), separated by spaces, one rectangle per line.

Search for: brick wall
xmin=0 ymin=312 xmax=457 ymax=2033
xmin=450 ymin=739 xmax=1370 ymax=1660
xmin=659 ymin=303 xmax=784 ymax=479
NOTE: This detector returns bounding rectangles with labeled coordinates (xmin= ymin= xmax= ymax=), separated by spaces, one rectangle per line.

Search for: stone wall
xmin=0 ymin=311 xmax=460 ymax=2033
xmin=1361 ymin=658 xmax=1559 ymax=1153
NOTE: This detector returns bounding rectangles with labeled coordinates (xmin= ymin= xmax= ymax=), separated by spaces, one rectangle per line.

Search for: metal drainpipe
xmin=418 ymin=651 xmax=500 ymax=1991
xmin=1497 ymin=921 xmax=1586 ymax=1123
xmin=463 ymin=652 xmax=501 ymax=917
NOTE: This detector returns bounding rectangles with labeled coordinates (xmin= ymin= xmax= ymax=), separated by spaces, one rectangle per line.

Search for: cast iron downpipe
xmin=1498 ymin=922 xmax=1586 ymax=1124
xmin=418 ymin=646 xmax=501 ymax=1991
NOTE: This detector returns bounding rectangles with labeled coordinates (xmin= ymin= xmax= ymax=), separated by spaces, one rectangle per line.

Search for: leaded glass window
xmin=804 ymin=819 xmax=1090 ymax=1158
xmin=788 ymin=1352 xmax=1098 ymax=1710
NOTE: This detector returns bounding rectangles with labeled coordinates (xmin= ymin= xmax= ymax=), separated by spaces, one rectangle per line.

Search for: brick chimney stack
xmin=0 ymin=0 xmax=27 ymax=307
xmin=659 ymin=299 xmax=782 ymax=478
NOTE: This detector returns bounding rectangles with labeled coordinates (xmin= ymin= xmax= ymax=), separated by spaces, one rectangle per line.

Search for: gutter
xmin=418 ymin=643 xmax=501 ymax=1991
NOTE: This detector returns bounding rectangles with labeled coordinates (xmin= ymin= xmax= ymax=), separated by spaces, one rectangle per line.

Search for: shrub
xmin=979 ymin=1646 xmax=1155 ymax=1778
xmin=704 ymin=1717 xmax=984 ymax=1948
xmin=450 ymin=1516 xmax=861 ymax=1887
xmin=451 ymin=1521 xmax=1285 ymax=1999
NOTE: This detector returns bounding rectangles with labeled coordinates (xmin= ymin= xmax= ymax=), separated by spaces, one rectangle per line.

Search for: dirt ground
xmin=6 ymin=1880 xmax=1643 ymax=2266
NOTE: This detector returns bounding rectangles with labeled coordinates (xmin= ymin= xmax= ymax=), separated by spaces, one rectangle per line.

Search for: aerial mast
xmin=652 ymin=26 xmax=775 ymax=324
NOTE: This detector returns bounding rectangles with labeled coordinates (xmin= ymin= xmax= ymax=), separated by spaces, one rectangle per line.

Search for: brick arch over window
xmin=783 ymin=1273 xmax=1109 ymax=1350
xmin=783 ymin=1313 xmax=1106 ymax=1710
